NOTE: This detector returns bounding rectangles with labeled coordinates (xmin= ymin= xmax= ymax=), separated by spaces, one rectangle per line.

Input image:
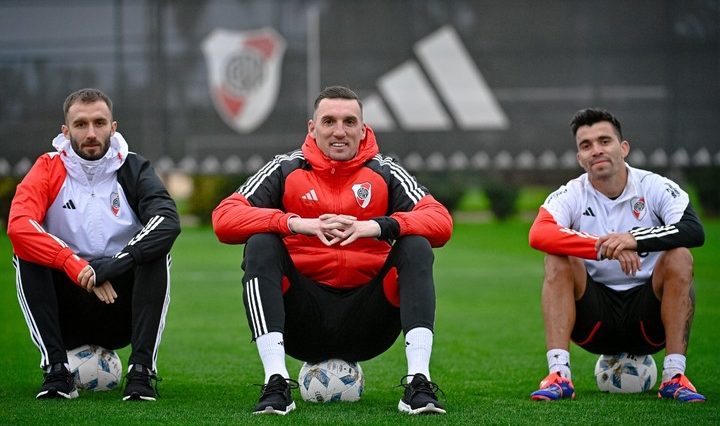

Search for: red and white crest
xmin=631 ymin=196 xmax=646 ymax=220
xmin=110 ymin=191 xmax=120 ymax=217
xmin=202 ymin=28 xmax=286 ymax=133
xmin=351 ymin=182 xmax=372 ymax=208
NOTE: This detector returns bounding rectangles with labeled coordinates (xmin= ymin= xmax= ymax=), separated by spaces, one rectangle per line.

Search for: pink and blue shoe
xmin=530 ymin=372 xmax=575 ymax=401
xmin=658 ymin=374 xmax=706 ymax=403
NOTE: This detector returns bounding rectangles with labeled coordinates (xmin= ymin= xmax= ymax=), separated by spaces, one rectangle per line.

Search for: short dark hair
xmin=570 ymin=108 xmax=622 ymax=140
xmin=313 ymin=85 xmax=363 ymax=112
xmin=63 ymin=88 xmax=113 ymax=121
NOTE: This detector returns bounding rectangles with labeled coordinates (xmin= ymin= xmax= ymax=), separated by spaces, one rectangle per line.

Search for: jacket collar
xmin=301 ymin=126 xmax=379 ymax=176
xmin=52 ymin=132 xmax=129 ymax=184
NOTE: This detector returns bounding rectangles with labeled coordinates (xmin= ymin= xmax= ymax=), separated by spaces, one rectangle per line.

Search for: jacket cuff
xmin=276 ymin=212 xmax=298 ymax=236
xmin=371 ymin=216 xmax=400 ymax=240
xmin=61 ymin=252 xmax=89 ymax=286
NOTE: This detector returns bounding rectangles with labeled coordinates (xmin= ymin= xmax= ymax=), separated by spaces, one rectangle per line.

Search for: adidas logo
xmin=301 ymin=189 xmax=318 ymax=201
xmin=582 ymin=207 xmax=595 ymax=217
xmin=62 ymin=200 xmax=77 ymax=210
xmin=362 ymin=25 xmax=508 ymax=132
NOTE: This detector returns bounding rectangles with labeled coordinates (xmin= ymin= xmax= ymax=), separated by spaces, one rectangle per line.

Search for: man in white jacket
xmin=7 ymin=88 xmax=180 ymax=401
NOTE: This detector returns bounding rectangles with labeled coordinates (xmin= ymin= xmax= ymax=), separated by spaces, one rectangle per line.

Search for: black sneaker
xmin=123 ymin=364 xmax=160 ymax=401
xmin=398 ymin=373 xmax=446 ymax=414
xmin=253 ymin=374 xmax=297 ymax=415
xmin=36 ymin=363 xmax=78 ymax=399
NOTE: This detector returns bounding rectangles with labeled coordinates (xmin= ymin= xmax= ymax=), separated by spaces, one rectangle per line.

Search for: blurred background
xmin=1 ymin=0 xmax=719 ymax=224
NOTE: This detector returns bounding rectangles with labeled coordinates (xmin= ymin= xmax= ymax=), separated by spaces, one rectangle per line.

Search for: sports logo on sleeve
xmin=631 ymin=196 xmax=646 ymax=220
xmin=352 ymin=182 xmax=372 ymax=208
xmin=111 ymin=192 xmax=120 ymax=216
xmin=663 ymin=182 xmax=680 ymax=198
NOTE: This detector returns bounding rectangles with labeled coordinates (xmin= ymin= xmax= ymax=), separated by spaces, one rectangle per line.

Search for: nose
xmin=86 ymin=124 xmax=99 ymax=140
xmin=331 ymin=123 xmax=346 ymax=137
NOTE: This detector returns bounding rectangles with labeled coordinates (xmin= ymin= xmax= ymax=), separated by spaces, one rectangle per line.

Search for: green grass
xmin=1 ymin=220 xmax=718 ymax=425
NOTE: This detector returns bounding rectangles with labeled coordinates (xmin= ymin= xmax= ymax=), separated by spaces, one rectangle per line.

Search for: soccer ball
xmin=594 ymin=353 xmax=657 ymax=393
xmin=298 ymin=359 xmax=364 ymax=403
xmin=67 ymin=344 xmax=123 ymax=391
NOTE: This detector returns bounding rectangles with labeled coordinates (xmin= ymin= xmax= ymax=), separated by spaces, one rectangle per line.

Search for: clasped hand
xmin=77 ymin=264 xmax=118 ymax=304
xmin=595 ymin=232 xmax=641 ymax=276
xmin=289 ymin=214 xmax=381 ymax=246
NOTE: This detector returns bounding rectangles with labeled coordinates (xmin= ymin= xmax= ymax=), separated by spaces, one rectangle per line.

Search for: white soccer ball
xmin=594 ymin=353 xmax=657 ymax=393
xmin=298 ymin=359 xmax=364 ymax=403
xmin=67 ymin=344 xmax=123 ymax=391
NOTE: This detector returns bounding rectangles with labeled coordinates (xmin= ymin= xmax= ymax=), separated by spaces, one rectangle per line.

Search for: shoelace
xmin=123 ymin=368 xmax=163 ymax=397
xmin=397 ymin=375 xmax=446 ymax=400
xmin=256 ymin=377 xmax=299 ymax=397
xmin=44 ymin=365 xmax=72 ymax=385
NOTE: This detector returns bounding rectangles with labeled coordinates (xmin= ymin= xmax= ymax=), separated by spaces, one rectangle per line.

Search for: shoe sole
xmin=123 ymin=393 xmax=156 ymax=401
xmin=398 ymin=400 xmax=446 ymax=415
xmin=253 ymin=401 xmax=296 ymax=415
xmin=36 ymin=389 xmax=79 ymax=399
xmin=658 ymin=395 xmax=706 ymax=403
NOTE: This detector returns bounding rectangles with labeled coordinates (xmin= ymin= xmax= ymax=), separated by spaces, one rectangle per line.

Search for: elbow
xmin=211 ymin=213 xmax=235 ymax=244
xmin=6 ymin=220 xmax=21 ymax=248
xmin=528 ymin=228 xmax=544 ymax=251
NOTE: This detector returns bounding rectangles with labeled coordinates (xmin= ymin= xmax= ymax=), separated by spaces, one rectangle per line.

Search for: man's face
xmin=575 ymin=121 xmax=629 ymax=180
xmin=308 ymin=98 xmax=366 ymax=161
xmin=62 ymin=101 xmax=116 ymax=161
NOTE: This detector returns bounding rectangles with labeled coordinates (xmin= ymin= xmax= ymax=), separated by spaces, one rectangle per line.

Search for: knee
xmin=242 ymin=233 xmax=285 ymax=269
xmin=395 ymin=235 xmax=433 ymax=265
xmin=245 ymin=233 xmax=284 ymax=254
xmin=658 ymin=248 xmax=694 ymax=286
xmin=543 ymin=255 xmax=573 ymax=286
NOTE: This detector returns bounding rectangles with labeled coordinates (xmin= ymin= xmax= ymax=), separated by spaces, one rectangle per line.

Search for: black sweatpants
xmin=14 ymin=255 xmax=171 ymax=371
xmin=241 ymin=233 xmax=436 ymax=363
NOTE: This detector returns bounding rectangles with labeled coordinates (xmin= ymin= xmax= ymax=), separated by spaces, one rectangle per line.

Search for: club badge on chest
xmin=631 ymin=196 xmax=646 ymax=221
xmin=111 ymin=192 xmax=121 ymax=217
xmin=352 ymin=182 xmax=371 ymax=208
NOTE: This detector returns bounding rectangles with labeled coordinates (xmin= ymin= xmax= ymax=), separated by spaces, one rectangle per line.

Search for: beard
xmin=70 ymin=135 xmax=111 ymax=161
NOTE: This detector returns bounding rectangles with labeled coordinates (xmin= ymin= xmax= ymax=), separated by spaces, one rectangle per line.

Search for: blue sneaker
xmin=530 ymin=372 xmax=575 ymax=401
xmin=658 ymin=374 xmax=706 ymax=403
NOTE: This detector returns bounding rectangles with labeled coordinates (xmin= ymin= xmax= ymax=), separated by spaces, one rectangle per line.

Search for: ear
xmin=307 ymin=119 xmax=316 ymax=138
xmin=111 ymin=121 xmax=117 ymax=136
xmin=361 ymin=123 xmax=367 ymax=139
xmin=61 ymin=124 xmax=69 ymax=137
xmin=620 ymin=140 xmax=630 ymax=159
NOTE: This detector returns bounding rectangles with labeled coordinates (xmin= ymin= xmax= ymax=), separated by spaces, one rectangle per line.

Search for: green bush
xmin=684 ymin=167 xmax=720 ymax=218
xmin=0 ymin=177 xmax=19 ymax=230
xmin=414 ymin=172 xmax=468 ymax=213
xmin=484 ymin=179 xmax=519 ymax=221
xmin=186 ymin=174 xmax=247 ymax=225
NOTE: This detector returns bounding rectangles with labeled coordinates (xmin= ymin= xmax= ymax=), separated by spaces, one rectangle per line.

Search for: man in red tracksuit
xmin=7 ymin=88 xmax=180 ymax=401
xmin=213 ymin=86 xmax=453 ymax=415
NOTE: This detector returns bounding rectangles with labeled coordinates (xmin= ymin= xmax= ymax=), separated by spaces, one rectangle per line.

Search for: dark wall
xmin=1 ymin=0 xmax=718 ymax=175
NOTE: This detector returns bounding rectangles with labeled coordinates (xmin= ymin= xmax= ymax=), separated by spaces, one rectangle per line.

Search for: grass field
xmin=0 ymin=220 xmax=718 ymax=425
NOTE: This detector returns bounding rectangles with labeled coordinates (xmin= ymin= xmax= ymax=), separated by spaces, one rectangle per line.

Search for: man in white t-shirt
xmin=528 ymin=108 xmax=705 ymax=403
